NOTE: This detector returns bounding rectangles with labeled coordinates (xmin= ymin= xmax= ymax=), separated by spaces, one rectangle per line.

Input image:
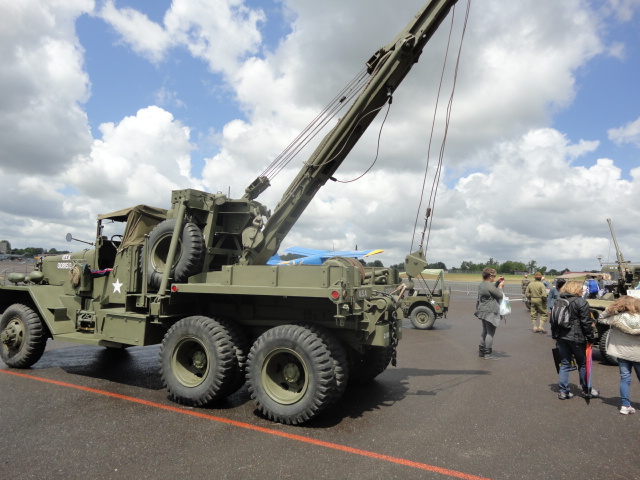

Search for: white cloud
xmin=0 ymin=0 xmax=94 ymax=174
xmin=99 ymin=0 xmax=172 ymax=63
xmin=607 ymin=0 xmax=640 ymax=21
xmin=98 ymin=0 xmax=265 ymax=74
xmin=66 ymin=106 xmax=200 ymax=206
xmin=608 ymin=117 xmax=640 ymax=146
xmin=1 ymin=0 xmax=640 ymax=271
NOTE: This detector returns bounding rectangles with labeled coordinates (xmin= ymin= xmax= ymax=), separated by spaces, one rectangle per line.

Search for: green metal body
xmin=1 ymin=0 xmax=459 ymax=422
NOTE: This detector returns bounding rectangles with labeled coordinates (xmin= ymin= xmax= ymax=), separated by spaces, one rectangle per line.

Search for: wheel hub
xmin=1 ymin=320 xmax=23 ymax=348
xmin=192 ymin=350 xmax=207 ymax=370
xmin=261 ymin=348 xmax=309 ymax=405
xmin=282 ymin=362 xmax=301 ymax=384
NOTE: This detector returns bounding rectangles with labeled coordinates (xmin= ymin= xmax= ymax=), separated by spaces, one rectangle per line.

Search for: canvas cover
xmin=98 ymin=205 xmax=167 ymax=249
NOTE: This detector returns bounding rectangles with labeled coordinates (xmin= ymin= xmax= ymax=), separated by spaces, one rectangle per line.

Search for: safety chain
xmin=389 ymin=310 xmax=399 ymax=367
xmin=372 ymin=289 xmax=401 ymax=367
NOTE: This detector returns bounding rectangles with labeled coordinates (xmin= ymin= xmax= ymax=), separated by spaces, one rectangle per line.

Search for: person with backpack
xmin=597 ymin=295 xmax=640 ymax=414
xmin=551 ymin=280 xmax=598 ymax=400
xmin=586 ymin=276 xmax=599 ymax=299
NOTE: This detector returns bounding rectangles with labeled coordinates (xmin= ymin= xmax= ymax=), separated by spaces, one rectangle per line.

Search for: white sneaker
xmin=620 ymin=406 xmax=636 ymax=415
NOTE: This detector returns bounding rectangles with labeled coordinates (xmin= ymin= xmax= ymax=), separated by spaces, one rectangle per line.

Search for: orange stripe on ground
xmin=1 ymin=369 xmax=492 ymax=480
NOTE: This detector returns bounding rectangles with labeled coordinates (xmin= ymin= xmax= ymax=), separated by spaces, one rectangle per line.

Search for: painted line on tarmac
xmin=2 ymin=369 xmax=492 ymax=480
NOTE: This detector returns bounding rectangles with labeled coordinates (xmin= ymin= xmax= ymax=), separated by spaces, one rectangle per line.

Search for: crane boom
xmin=239 ymin=0 xmax=459 ymax=265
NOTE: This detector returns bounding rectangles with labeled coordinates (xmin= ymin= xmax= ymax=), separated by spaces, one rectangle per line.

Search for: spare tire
xmin=147 ymin=219 xmax=205 ymax=289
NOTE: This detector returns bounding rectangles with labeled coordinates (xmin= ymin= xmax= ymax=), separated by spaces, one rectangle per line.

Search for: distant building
xmin=0 ymin=241 xmax=8 ymax=254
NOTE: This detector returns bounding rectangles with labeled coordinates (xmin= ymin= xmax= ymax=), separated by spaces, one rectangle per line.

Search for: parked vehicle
xmin=0 ymin=0 xmax=459 ymax=424
xmin=401 ymin=269 xmax=450 ymax=329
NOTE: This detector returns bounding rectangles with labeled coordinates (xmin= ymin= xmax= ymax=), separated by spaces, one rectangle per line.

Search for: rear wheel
xmin=348 ymin=346 xmax=393 ymax=385
xmin=598 ymin=328 xmax=618 ymax=366
xmin=297 ymin=323 xmax=348 ymax=406
xmin=410 ymin=305 xmax=436 ymax=330
xmin=160 ymin=316 xmax=237 ymax=406
xmin=246 ymin=325 xmax=334 ymax=425
xmin=0 ymin=304 xmax=47 ymax=368
xmin=216 ymin=317 xmax=250 ymax=395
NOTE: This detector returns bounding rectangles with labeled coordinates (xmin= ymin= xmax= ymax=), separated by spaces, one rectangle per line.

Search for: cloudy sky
xmin=1 ymin=0 xmax=639 ymax=272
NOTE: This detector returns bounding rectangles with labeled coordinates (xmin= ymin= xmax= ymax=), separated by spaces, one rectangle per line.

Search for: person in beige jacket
xmin=597 ymin=295 xmax=640 ymax=415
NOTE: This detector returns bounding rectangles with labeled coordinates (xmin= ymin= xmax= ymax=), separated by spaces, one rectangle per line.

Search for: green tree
xmin=426 ymin=261 xmax=446 ymax=270
xmin=366 ymin=260 xmax=384 ymax=267
xmin=460 ymin=260 xmax=474 ymax=271
xmin=498 ymin=260 xmax=527 ymax=274
xmin=484 ymin=258 xmax=499 ymax=270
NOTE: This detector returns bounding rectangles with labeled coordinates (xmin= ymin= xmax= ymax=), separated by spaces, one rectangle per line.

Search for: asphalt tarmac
xmin=1 ymin=292 xmax=638 ymax=480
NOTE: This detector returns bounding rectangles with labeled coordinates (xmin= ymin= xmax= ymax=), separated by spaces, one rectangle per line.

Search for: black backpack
xmin=550 ymin=297 xmax=577 ymax=329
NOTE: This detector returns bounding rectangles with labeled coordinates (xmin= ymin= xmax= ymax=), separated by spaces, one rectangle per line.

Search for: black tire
xmin=297 ymin=323 xmax=348 ymax=406
xmin=598 ymin=328 xmax=618 ymax=366
xmin=160 ymin=316 xmax=237 ymax=406
xmin=147 ymin=219 xmax=205 ymax=289
xmin=215 ymin=317 xmax=250 ymax=395
xmin=0 ymin=304 xmax=48 ymax=368
xmin=410 ymin=305 xmax=436 ymax=330
xmin=246 ymin=325 xmax=334 ymax=425
xmin=348 ymin=346 xmax=393 ymax=385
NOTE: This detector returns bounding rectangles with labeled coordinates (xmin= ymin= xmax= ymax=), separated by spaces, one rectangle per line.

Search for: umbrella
xmin=585 ymin=342 xmax=593 ymax=402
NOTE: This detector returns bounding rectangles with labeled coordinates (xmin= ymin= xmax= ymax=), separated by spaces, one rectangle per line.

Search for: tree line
xmin=382 ymin=257 xmax=589 ymax=276
xmin=0 ymin=240 xmax=69 ymax=258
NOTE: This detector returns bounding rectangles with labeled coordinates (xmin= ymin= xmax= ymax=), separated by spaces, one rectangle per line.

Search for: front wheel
xmin=246 ymin=325 xmax=335 ymax=425
xmin=0 ymin=304 xmax=48 ymax=368
xmin=410 ymin=305 xmax=436 ymax=330
xmin=160 ymin=316 xmax=237 ymax=406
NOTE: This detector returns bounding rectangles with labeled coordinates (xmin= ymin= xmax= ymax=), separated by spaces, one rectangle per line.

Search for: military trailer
xmin=0 ymin=0 xmax=460 ymax=424
xmin=401 ymin=269 xmax=450 ymax=329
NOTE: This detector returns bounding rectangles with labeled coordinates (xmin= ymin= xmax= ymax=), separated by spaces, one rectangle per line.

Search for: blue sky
xmin=552 ymin=14 xmax=640 ymax=179
xmin=1 ymin=0 xmax=639 ymax=271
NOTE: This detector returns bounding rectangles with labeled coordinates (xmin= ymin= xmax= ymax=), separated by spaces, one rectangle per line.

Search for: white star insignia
xmin=112 ymin=279 xmax=123 ymax=294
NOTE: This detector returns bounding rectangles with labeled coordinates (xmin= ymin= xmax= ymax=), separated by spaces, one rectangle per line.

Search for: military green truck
xmin=401 ymin=269 xmax=450 ymax=329
xmin=587 ymin=218 xmax=640 ymax=365
xmin=0 ymin=0 xmax=459 ymax=424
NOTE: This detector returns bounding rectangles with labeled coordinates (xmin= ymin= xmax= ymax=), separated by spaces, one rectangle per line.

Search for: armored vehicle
xmin=0 ymin=0 xmax=460 ymax=424
xmin=401 ymin=269 xmax=450 ymax=329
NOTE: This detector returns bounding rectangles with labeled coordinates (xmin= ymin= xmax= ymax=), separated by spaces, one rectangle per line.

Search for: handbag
xmin=551 ymin=346 xmax=577 ymax=373
xmin=499 ymin=295 xmax=511 ymax=316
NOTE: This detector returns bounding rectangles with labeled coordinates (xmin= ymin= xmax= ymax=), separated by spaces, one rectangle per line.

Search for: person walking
xmin=474 ymin=267 xmax=504 ymax=360
xmin=521 ymin=274 xmax=530 ymax=295
xmin=526 ymin=272 xmax=549 ymax=333
xmin=547 ymin=277 xmax=566 ymax=314
xmin=586 ymin=276 xmax=599 ymax=299
xmin=597 ymin=295 xmax=640 ymax=414
xmin=551 ymin=280 xmax=598 ymax=400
